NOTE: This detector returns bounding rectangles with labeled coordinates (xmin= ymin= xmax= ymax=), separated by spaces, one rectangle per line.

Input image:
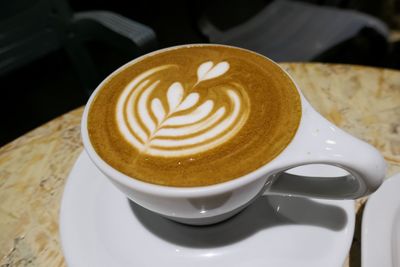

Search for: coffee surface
xmin=88 ymin=45 xmax=301 ymax=187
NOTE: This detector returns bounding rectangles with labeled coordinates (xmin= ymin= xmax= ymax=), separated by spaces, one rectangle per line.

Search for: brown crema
xmin=87 ymin=45 xmax=301 ymax=187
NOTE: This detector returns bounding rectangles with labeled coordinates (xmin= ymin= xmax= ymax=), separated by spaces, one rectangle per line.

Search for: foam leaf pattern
xmin=150 ymin=98 xmax=165 ymax=123
xmin=197 ymin=61 xmax=229 ymax=83
xmin=116 ymin=61 xmax=250 ymax=157
xmin=167 ymin=82 xmax=184 ymax=112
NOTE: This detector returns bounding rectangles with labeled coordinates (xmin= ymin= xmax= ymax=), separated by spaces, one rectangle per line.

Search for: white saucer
xmin=60 ymin=152 xmax=355 ymax=267
xmin=362 ymin=173 xmax=400 ymax=267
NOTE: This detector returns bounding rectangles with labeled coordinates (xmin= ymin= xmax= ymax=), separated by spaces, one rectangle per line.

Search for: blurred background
xmin=1 ymin=0 xmax=400 ymax=146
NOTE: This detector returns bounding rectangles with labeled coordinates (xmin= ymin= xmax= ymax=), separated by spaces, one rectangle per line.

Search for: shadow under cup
xmin=128 ymin=194 xmax=348 ymax=248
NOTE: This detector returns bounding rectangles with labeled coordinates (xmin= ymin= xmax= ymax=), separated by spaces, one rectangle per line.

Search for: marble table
xmin=1 ymin=63 xmax=399 ymax=267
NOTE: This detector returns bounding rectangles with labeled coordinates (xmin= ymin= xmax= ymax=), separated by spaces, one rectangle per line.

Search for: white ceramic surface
xmin=60 ymin=152 xmax=355 ymax=267
xmin=362 ymin=173 xmax=400 ymax=267
xmin=81 ymin=44 xmax=385 ymax=225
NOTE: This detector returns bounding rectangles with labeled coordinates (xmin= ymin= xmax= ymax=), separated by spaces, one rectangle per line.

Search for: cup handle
xmin=267 ymin=104 xmax=386 ymax=199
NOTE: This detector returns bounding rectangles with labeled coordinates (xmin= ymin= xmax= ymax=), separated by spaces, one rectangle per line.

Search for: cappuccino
xmin=87 ymin=45 xmax=301 ymax=186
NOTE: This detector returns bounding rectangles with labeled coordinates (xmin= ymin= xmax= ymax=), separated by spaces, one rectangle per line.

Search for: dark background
xmin=1 ymin=0 xmax=400 ymax=146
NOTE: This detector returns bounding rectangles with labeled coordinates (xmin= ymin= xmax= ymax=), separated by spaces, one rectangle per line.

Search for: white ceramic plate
xmin=362 ymin=173 xmax=400 ymax=267
xmin=60 ymin=152 xmax=355 ymax=267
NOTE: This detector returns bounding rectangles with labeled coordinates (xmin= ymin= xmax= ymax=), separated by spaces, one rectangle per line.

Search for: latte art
xmin=116 ymin=61 xmax=250 ymax=157
xmin=88 ymin=45 xmax=301 ymax=187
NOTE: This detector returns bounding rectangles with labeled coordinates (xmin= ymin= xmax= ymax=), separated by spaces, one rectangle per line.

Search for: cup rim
xmin=81 ymin=43 xmax=306 ymax=198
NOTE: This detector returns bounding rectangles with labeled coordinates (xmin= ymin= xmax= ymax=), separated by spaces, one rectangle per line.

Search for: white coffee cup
xmin=81 ymin=45 xmax=386 ymax=225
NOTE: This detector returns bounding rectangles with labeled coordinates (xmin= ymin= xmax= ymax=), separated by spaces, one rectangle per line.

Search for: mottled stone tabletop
xmin=1 ymin=63 xmax=399 ymax=267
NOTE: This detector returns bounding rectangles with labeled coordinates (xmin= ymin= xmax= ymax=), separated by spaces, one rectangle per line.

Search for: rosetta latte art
xmin=116 ymin=61 xmax=250 ymax=157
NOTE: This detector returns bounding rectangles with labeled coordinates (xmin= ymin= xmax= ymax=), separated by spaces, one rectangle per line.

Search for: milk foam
xmin=116 ymin=61 xmax=250 ymax=157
